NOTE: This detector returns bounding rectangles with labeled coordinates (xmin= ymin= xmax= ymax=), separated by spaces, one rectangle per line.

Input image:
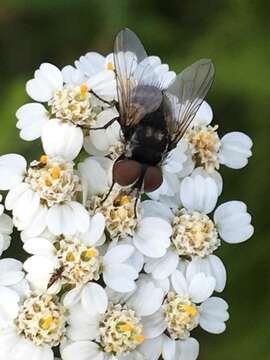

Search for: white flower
xmin=0 ymin=286 xmax=66 ymax=360
xmin=185 ymin=102 xmax=252 ymax=172
xmin=0 ymin=195 xmax=13 ymax=255
xmin=192 ymin=101 xmax=213 ymax=127
xmin=84 ymin=107 xmax=123 ymax=159
xmin=214 ymin=200 xmax=254 ymax=243
xmin=148 ymin=140 xmax=194 ymax=206
xmin=219 ymin=131 xmax=253 ymax=169
xmin=0 ymin=153 xmax=89 ymax=237
xmin=142 ymin=198 xmax=253 ymax=291
xmin=180 ymin=174 xmax=219 ymax=214
xmin=140 ymin=271 xmax=228 ymax=360
xmin=61 ymin=277 xmax=165 ymax=360
xmin=79 ymin=156 xmax=172 ymax=254
xmin=63 ymin=52 xmax=117 ymax=101
xmin=41 ymin=119 xmax=83 ymax=161
xmin=23 ymin=214 xmax=139 ymax=302
xmin=0 ymin=258 xmax=29 ymax=297
xmin=147 ymin=170 xmax=182 ymax=208
xmin=16 ymin=62 xmax=116 ymax=156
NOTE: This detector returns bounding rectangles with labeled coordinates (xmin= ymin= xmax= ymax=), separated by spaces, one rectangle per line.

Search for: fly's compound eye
xmin=113 ymin=160 xmax=141 ymax=187
xmin=143 ymin=166 xmax=163 ymax=193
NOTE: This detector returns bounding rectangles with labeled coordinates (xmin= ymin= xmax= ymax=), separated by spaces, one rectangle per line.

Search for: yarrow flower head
xmin=0 ymin=28 xmax=253 ymax=360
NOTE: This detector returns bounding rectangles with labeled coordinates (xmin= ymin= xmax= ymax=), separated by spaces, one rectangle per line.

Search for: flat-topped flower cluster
xmin=0 ymin=49 xmax=253 ymax=360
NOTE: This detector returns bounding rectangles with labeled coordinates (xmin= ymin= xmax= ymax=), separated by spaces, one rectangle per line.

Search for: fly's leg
xmin=134 ymin=190 xmax=141 ymax=219
xmin=89 ymin=117 xmax=118 ymax=130
xmin=101 ymin=181 xmax=116 ymax=204
xmin=89 ymin=89 xmax=117 ymax=107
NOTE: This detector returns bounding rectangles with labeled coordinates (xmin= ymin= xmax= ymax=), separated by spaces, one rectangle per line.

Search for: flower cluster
xmin=0 ymin=45 xmax=253 ymax=360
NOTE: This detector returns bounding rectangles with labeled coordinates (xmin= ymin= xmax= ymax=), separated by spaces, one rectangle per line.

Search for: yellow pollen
xmin=80 ymin=84 xmax=88 ymax=98
xmin=86 ymin=248 xmax=97 ymax=257
xmin=107 ymin=61 xmax=114 ymax=70
xmin=81 ymin=248 xmax=97 ymax=260
xmin=66 ymin=252 xmax=75 ymax=262
xmin=51 ymin=166 xmax=61 ymax=179
xmin=119 ymin=195 xmax=131 ymax=206
xmin=39 ymin=316 xmax=54 ymax=330
xmin=135 ymin=335 xmax=145 ymax=343
xmin=118 ymin=323 xmax=134 ymax=332
xmin=45 ymin=177 xmax=52 ymax=187
xmin=181 ymin=305 xmax=198 ymax=317
xmin=40 ymin=154 xmax=48 ymax=165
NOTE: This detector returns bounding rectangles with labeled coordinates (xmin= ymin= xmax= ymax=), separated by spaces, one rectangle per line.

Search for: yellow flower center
xmin=99 ymin=303 xmax=144 ymax=354
xmin=163 ymin=292 xmax=199 ymax=340
xmin=87 ymin=188 xmax=138 ymax=241
xmin=80 ymin=83 xmax=88 ymax=99
xmin=51 ymin=166 xmax=61 ymax=179
xmin=172 ymin=210 xmax=220 ymax=257
xmin=107 ymin=61 xmax=114 ymax=70
xmin=55 ymin=238 xmax=102 ymax=285
xmin=16 ymin=292 xmax=66 ymax=346
xmin=40 ymin=154 xmax=48 ymax=165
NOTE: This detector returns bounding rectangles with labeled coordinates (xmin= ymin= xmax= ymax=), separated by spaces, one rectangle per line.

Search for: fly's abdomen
xmin=127 ymin=123 xmax=168 ymax=165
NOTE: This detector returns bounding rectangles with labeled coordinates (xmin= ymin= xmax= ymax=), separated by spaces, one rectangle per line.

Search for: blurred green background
xmin=0 ymin=0 xmax=269 ymax=359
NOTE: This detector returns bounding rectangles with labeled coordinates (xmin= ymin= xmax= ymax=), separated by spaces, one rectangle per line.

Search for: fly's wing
xmin=164 ymin=59 xmax=215 ymax=152
xmin=114 ymin=28 xmax=164 ymax=127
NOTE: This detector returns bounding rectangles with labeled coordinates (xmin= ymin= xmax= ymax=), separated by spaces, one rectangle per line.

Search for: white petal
xmin=214 ymin=200 xmax=254 ymax=243
xmin=23 ymin=237 xmax=55 ymax=256
xmin=76 ymin=52 xmax=105 ymax=76
xmin=0 ymin=329 xmax=20 ymax=358
xmin=67 ymin=322 xmax=99 ymax=342
xmin=0 ymin=258 xmax=24 ymax=286
xmin=87 ymin=70 xmax=117 ymax=101
xmin=81 ymin=283 xmax=108 ymax=316
xmin=23 ymin=205 xmax=48 ymax=237
xmin=140 ymin=200 xmax=173 ymax=222
xmin=186 ymin=255 xmax=226 ymax=293
xmin=180 ymin=175 xmax=218 ymax=214
xmin=16 ymin=103 xmax=48 ymax=141
xmin=78 ymin=157 xmax=112 ymax=197
xmin=41 ymin=119 xmax=83 ymax=161
xmin=192 ymin=101 xmax=213 ymax=126
xmin=219 ymin=132 xmax=252 ymax=169
xmin=191 ymin=167 xmax=223 ymax=196
xmin=62 ymin=65 xmax=85 ymax=85
xmin=12 ymin=189 xmax=41 ymax=230
xmin=0 ymin=154 xmax=26 ymax=190
xmin=26 ymin=63 xmax=63 ymax=102
xmin=176 ymin=337 xmax=199 ymax=360
xmin=24 ymin=255 xmax=57 ymax=291
xmin=171 ymin=270 xmax=189 ymax=296
xmin=0 ymin=286 xmax=19 ymax=326
xmin=128 ymin=279 xmax=164 ymax=316
xmin=133 ymin=217 xmax=172 ymax=258
xmin=104 ymin=264 xmax=137 ymax=292
xmin=144 ymin=248 xmax=178 ymax=279
xmin=104 ymin=244 xmax=134 ymax=265
xmin=199 ymin=297 xmax=229 ymax=334
xmin=63 ymin=286 xmax=83 ymax=308
xmin=140 ymin=336 xmax=163 ymax=360
xmin=61 ymin=341 xmax=103 ymax=360
xmin=5 ymin=183 xmax=29 ymax=210
xmin=81 ymin=213 xmax=105 ymax=246
xmin=188 ymin=273 xmax=216 ymax=303
xmin=0 ymin=213 xmax=13 ymax=236
xmin=162 ymin=335 xmax=176 ymax=360
xmin=69 ymin=201 xmax=90 ymax=234
xmin=142 ymin=310 xmax=167 ymax=338
xmin=47 ymin=202 xmax=89 ymax=236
